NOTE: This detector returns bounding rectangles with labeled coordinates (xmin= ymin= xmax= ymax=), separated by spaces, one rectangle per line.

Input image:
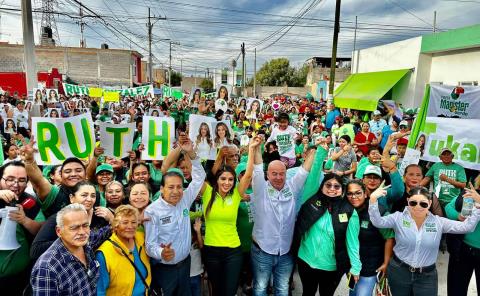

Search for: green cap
xmin=235 ymin=162 xmax=247 ymax=177
xmin=166 ymin=167 xmax=186 ymax=183
xmin=95 ymin=163 xmax=114 ymax=175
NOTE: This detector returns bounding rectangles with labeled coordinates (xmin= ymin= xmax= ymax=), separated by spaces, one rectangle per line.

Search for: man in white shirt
xmin=13 ymin=101 xmax=29 ymax=129
xmin=144 ymin=135 xmax=206 ymax=296
xmin=369 ymin=110 xmax=387 ymax=142
xmin=243 ymin=136 xmax=315 ymax=296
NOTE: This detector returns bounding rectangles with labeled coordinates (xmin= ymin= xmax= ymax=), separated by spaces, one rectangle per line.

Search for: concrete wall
xmin=181 ymin=76 xmax=207 ymax=92
xmin=306 ymin=67 xmax=350 ymax=86
xmin=0 ymin=44 xmax=140 ymax=87
xmin=254 ymin=86 xmax=308 ymax=97
xmin=351 ymin=37 xmax=425 ymax=107
xmin=429 ymin=48 xmax=480 ymax=85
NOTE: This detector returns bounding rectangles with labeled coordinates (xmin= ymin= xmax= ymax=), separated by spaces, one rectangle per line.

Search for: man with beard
xmin=21 ymin=141 xmax=87 ymax=218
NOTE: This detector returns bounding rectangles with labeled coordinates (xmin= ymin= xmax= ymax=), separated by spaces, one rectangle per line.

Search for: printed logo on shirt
xmin=402 ymin=220 xmax=411 ymax=228
xmin=280 ymin=188 xmax=293 ymax=200
xmin=183 ymin=209 xmax=189 ymax=217
xmin=225 ymin=197 xmax=233 ymax=206
xmin=425 ymin=222 xmax=437 ymax=233
xmin=338 ymin=213 xmax=348 ymax=223
xmin=361 ymin=220 xmax=369 ymax=229
xmin=160 ymin=216 xmax=172 ymax=225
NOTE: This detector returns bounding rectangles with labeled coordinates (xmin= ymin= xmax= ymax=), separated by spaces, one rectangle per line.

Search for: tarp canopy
xmin=334 ymin=69 xmax=411 ymax=111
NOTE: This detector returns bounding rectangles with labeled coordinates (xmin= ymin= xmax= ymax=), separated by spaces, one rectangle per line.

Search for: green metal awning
xmin=334 ymin=69 xmax=411 ymax=111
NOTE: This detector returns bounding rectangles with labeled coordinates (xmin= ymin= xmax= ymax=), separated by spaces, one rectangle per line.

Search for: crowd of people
xmin=0 ymin=88 xmax=479 ymax=296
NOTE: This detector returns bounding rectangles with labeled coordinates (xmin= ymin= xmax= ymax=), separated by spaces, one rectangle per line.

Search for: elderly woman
xmin=96 ymin=205 xmax=152 ymax=296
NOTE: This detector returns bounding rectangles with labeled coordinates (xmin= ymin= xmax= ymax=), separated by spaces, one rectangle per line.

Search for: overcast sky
xmin=2 ymin=0 xmax=480 ymax=77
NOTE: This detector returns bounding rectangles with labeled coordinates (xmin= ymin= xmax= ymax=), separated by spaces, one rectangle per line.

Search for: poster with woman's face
xmin=216 ymin=84 xmax=232 ymax=100
xmin=211 ymin=120 xmax=234 ymax=149
xmin=246 ymin=98 xmax=263 ymax=120
xmin=46 ymin=89 xmax=59 ymax=103
xmin=25 ymin=100 xmax=34 ymax=112
xmin=149 ymin=109 xmax=164 ymax=117
xmin=188 ymin=114 xmax=217 ymax=160
xmin=33 ymin=88 xmax=45 ymax=104
xmin=4 ymin=118 xmax=16 ymax=134
xmin=190 ymin=87 xmax=204 ymax=101
xmin=46 ymin=108 xmax=62 ymax=118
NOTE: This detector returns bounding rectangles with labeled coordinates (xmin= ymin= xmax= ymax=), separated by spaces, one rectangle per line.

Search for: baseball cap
xmin=373 ymin=110 xmax=381 ymax=116
xmin=397 ymin=138 xmax=408 ymax=146
xmin=399 ymin=120 xmax=408 ymax=127
xmin=364 ymin=165 xmax=382 ymax=178
xmin=440 ymin=147 xmax=454 ymax=156
xmin=235 ymin=162 xmax=247 ymax=177
xmin=95 ymin=164 xmax=114 ymax=175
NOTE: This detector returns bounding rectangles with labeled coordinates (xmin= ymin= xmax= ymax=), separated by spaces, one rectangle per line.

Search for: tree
xmin=170 ymin=71 xmax=182 ymax=86
xmin=200 ymin=78 xmax=213 ymax=91
xmin=252 ymin=58 xmax=307 ymax=87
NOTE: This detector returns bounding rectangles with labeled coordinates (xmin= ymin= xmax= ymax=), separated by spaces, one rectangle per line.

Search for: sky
xmin=1 ymin=0 xmax=480 ymax=78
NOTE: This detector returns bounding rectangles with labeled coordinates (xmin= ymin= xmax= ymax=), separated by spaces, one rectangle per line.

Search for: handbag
xmin=107 ymin=239 xmax=160 ymax=296
xmin=375 ymin=273 xmax=392 ymax=296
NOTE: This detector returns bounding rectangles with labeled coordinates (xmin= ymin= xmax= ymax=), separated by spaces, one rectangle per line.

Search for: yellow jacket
xmin=97 ymin=231 xmax=152 ymax=296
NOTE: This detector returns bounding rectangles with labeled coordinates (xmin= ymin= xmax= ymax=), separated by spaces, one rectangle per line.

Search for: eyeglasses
xmin=2 ymin=177 xmax=28 ymax=186
xmin=325 ymin=183 xmax=342 ymax=190
xmin=399 ymin=125 xmax=408 ymax=129
xmin=408 ymin=200 xmax=429 ymax=208
xmin=346 ymin=191 xmax=363 ymax=198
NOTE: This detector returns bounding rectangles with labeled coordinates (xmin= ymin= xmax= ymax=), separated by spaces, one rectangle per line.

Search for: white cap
xmin=373 ymin=110 xmax=381 ymax=116
xmin=399 ymin=120 xmax=408 ymax=126
xmin=364 ymin=165 xmax=382 ymax=178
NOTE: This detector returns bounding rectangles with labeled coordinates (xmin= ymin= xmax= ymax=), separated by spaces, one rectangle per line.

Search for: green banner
xmin=162 ymin=85 xmax=184 ymax=99
xmin=62 ymin=83 xmax=154 ymax=97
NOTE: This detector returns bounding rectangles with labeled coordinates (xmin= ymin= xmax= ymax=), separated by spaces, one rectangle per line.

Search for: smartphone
xmin=347 ymin=273 xmax=356 ymax=290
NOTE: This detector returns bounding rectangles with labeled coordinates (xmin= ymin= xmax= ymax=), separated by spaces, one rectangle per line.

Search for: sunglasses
xmin=325 ymin=183 xmax=342 ymax=190
xmin=408 ymin=200 xmax=429 ymax=208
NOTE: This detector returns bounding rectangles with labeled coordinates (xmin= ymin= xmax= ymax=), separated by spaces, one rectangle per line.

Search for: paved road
xmin=289 ymin=252 xmax=477 ymax=295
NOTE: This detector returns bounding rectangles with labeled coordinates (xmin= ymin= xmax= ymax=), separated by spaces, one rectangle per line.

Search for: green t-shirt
xmin=148 ymin=163 xmax=163 ymax=187
xmin=426 ymin=162 xmax=466 ymax=206
xmin=202 ymin=184 xmax=241 ymax=248
xmin=237 ymin=192 xmax=254 ymax=252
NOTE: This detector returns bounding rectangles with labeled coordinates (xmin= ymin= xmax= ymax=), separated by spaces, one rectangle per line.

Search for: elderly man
xmin=0 ymin=161 xmax=44 ymax=295
xmin=242 ymin=136 xmax=315 ymax=296
xmin=144 ymin=136 xmax=206 ymax=296
xmin=31 ymin=203 xmax=111 ymax=296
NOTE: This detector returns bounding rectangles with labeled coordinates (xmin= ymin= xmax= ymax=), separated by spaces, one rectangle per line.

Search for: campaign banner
xmin=427 ymin=84 xmax=480 ymax=119
xmin=63 ymin=83 xmax=154 ymax=98
xmin=421 ymin=116 xmax=480 ymax=170
xmin=141 ymin=116 xmax=175 ymax=160
xmin=99 ymin=122 xmax=135 ymax=159
xmin=32 ymin=113 xmax=95 ymax=165
xmin=162 ymin=85 xmax=183 ymax=99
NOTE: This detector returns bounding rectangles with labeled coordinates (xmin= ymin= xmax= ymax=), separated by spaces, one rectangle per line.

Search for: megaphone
xmin=0 ymin=206 xmax=20 ymax=250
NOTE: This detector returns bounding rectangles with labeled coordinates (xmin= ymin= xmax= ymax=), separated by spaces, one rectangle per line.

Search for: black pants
xmin=447 ymin=241 xmax=480 ymax=296
xmin=297 ymin=258 xmax=343 ymax=296
xmin=387 ymin=257 xmax=437 ymax=296
xmin=151 ymin=256 xmax=192 ymax=296
xmin=203 ymin=245 xmax=242 ymax=296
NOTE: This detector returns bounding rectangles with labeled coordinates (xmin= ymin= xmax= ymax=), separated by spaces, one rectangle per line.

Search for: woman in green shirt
xmin=199 ymin=166 xmax=249 ymax=296
xmin=294 ymin=173 xmax=361 ymax=296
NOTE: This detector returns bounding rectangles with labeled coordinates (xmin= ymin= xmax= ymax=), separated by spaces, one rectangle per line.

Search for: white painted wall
xmin=429 ymin=48 xmax=480 ymax=85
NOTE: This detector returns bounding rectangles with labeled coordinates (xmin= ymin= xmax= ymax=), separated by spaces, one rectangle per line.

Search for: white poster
xmin=427 ymin=85 xmax=480 ymax=119
xmin=32 ymin=113 xmax=95 ymax=165
xmin=99 ymin=122 xmax=135 ymax=159
xmin=141 ymin=116 xmax=175 ymax=160
xmin=188 ymin=114 xmax=217 ymax=160
xmin=421 ymin=117 xmax=480 ymax=170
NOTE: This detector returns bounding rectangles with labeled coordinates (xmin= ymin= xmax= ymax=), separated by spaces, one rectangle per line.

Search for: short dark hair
xmin=277 ymin=112 xmax=290 ymax=123
xmin=407 ymin=186 xmax=432 ymax=200
xmin=0 ymin=161 xmax=26 ymax=179
xmin=161 ymin=171 xmax=184 ymax=187
xmin=61 ymin=157 xmax=86 ymax=173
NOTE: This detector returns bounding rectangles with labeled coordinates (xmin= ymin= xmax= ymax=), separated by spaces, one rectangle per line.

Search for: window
xmin=459 ymin=81 xmax=478 ymax=86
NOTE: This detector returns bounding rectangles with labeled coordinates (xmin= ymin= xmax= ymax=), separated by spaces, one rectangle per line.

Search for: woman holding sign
xmin=195 ymin=122 xmax=215 ymax=160
xmin=214 ymin=122 xmax=233 ymax=149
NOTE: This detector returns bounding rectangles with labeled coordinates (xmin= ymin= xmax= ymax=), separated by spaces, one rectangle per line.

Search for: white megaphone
xmin=0 ymin=206 xmax=20 ymax=250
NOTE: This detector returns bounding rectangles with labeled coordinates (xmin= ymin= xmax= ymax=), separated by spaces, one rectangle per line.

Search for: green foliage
xmin=200 ymin=78 xmax=213 ymax=91
xmin=170 ymin=71 xmax=182 ymax=87
xmin=253 ymin=58 xmax=307 ymax=87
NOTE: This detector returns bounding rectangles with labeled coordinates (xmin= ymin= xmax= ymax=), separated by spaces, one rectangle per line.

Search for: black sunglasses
xmin=408 ymin=200 xmax=429 ymax=208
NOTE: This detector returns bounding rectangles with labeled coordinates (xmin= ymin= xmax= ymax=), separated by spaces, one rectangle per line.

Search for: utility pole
xmin=329 ymin=0 xmax=341 ymax=98
xmin=79 ymin=6 xmax=85 ymax=47
xmin=148 ymin=8 xmax=153 ymax=83
xmin=353 ymin=16 xmax=357 ymax=53
xmin=180 ymin=59 xmax=183 ymax=76
xmin=169 ymin=41 xmax=180 ymax=87
xmin=433 ymin=11 xmax=437 ymax=33
xmin=21 ymin=0 xmax=37 ymax=94
xmin=253 ymin=48 xmax=257 ymax=97
xmin=194 ymin=66 xmax=197 ymax=87
xmin=241 ymin=42 xmax=245 ymax=97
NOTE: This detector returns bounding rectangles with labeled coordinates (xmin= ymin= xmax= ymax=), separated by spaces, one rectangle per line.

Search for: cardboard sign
xmin=32 ymin=113 xmax=95 ymax=165
xmin=141 ymin=116 xmax=175 ymax=160
xmin=99 ymin=122 xmax=135 ymax=159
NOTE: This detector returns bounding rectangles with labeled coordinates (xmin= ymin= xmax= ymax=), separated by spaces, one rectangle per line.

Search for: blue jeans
xmin=190 ymin=275 xmax=201 ymax=296
xmin=349 ymin=275 xmax=377 ymax=296
xmin=251 ymin=243 xmax=294 ymax=296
